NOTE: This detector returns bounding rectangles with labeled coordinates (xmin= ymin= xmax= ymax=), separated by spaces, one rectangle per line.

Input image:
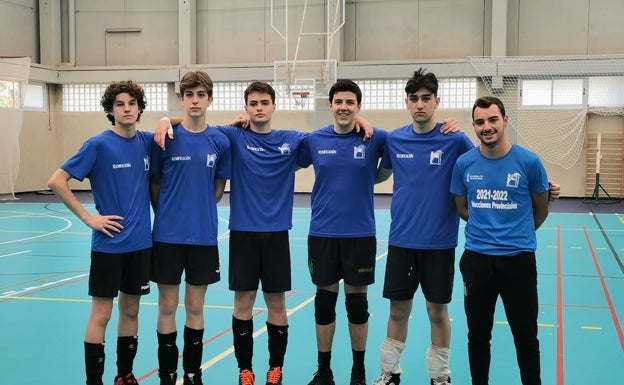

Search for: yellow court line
xmin=580 ymin=326 xmax=602 ymax=331
xmin=172 ymin=251 xmax=395 ymax=384
xmin=617 ymin=216 xmax=624 ymax=225
xmin=495 ymin=321 xmax=555 ymax=328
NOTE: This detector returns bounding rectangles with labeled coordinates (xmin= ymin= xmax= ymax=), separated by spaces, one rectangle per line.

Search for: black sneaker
xmin=114 ymin=373 xmax=138 ymax=385
xmin=159 ymin=372 xmax=177 ymax=385
xmin=308 ymin=368 xmax=335 ymax=385
xmin=430 ymin=377 xmax=451 ymax=385
xmin=372 ymin=373 xmax=400 ymax=385
xmin=183 ymin=372 xmax=203 ymax=385
xmin=350 ymin=370 xmax=367 ymax=385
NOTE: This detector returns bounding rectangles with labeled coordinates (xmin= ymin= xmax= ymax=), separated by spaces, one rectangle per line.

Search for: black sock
xmin=318 ymin=351 xmax=331 ymax=371
xmin=157 ymin=331 xmax=178 ymax=376
xmin=85 ymin=341 xmax=105 ymax=385
xmin=351 ymin=349 xmax=365 ymax=377
xmin=267 ymin=322 xmax=288 ymax=368
xmin=232 ymin=316 xmax=254 ymax=371
xmin=182 ymin=326 xmax=204 ymax=375
xmin=116 ymin=336 xmax=138 ymax=376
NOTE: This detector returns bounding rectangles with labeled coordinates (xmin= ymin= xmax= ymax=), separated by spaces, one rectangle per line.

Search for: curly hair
xmin=100 ymin=80 xmax=147 ymax=125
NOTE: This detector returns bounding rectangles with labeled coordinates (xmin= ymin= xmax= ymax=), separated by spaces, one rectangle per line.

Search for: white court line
xmin=0 ymin=210 xmax=73 ymax=245
xmin=173 ymin=250 xmax=390 ymax=384
xmin=0 ymin=273 xmax=89 ymax=298
xmin=0 ymin=250 xmax=30 ymax=259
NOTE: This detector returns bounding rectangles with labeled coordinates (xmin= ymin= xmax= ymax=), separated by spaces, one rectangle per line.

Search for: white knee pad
xmin=380 ymin=337 xmax=406 ymax=374
xmin=426 ymin=344 xmax=450 ymax=380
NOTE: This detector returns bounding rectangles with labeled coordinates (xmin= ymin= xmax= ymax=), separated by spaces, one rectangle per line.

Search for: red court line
xmin=583 ymin=226 xmax=624 ymax=352
xmin=556 ymin=226 xmax=564 ymax=385
xmin=0 ymin=265 xmax=89 ymax=292
xmin=138 ymin=290 xmax=299 ymax=382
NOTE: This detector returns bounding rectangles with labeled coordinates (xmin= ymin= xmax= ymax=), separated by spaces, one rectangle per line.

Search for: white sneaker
xmin=430 ymin=376 xmax=451 ymax=385
xmin=372 ymin=373 xmax=400 ymax=385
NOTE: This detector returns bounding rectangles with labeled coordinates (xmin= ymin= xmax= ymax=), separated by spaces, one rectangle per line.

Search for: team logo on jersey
xmin=506 ymin=172 xmax=521 ymax=188
xmin=144 ymin=156 xmax=150 ymax=171
xmin=353 ymin=145 xmax=366 ymax=159
xmin=429 ymin=150 xmax=443 ymax=165
xmin=206 ymin=154 xmax=216 ymax=168
xmin=466 ymin=173 xmax=484 ymax=182
xmin=279 ymin=143 xmax=291 ymax=155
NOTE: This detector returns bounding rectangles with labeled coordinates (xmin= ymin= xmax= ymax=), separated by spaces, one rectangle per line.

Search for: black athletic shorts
xmin=382 ymin=245 xmax=455 ymax=304
xmin=89 ymin=248 xmax=151 ymax=298
xmin=151 ymin=242 xmax=220 ymax=286
xmin=228 ymin=230 xmax=291 ymax=293
xmin=307 ymin=235 xmax=376 ymax=287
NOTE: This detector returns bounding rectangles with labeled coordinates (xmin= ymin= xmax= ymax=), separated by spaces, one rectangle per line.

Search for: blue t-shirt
xmin=450 ymin=144 xmax=549 ymax=256
xmin=297 ymin=125 xmax=387 ymax=237
xmin=381 ymin=123 xmax=474 ymax=249
xmin=219 ymin=126 xmax=306 ymax=231
xmin=151 ymin=124 xmax=231 ymax=246
xmin=61 ymin=129 xmax=153 ymax=253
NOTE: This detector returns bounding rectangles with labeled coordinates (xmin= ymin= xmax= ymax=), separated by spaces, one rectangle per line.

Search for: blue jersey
xmin=298 ymin=125 xmax=387 ymax=237
xmin=151 ymin=124 xmax=231 ymax=246
xmin=219 ymin=126 xmax=306 ymax=231
xmin=450 ymin=144 xmax=549 ymax=256
xmin=381 ymin=123 xmax=474 ymax=249
xmin=61 ymin=129 xmax=153 ymax=253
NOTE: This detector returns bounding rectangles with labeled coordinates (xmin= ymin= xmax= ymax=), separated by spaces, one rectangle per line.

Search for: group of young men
xmin=48 ymin=68 xmax=560 ymax=385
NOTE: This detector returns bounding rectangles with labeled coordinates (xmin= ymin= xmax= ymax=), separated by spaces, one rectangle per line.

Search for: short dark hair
xmin=244 ymin=81 xmax=276 ymax=104
xmin=405 ymin=67 xmax=438 ymax=96
xmin=179 ymin=70 xmax=213 ymax=97
xmin=329 ymin=79 xmax=362 ymax=105
xmin=100 ymin=80 xmax=146 ymax=125
xmin=472 ymin=96 xmax=506 ymax=120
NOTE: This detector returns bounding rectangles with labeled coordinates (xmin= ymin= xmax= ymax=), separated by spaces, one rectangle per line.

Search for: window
xmin=143 ymin=83 xmax=167 ymax=111
xmin=588 ymin=76 xmax=624 ymax=108
xmin=23 ymin=83 xmax=47 ymax=111
xmin=0 ymin=80 xmax=21 ymax=108
xmin=356 ymin=78 xmax=477 ymax=110
xmin=520 ymin=78 xmax=584 ymax=108
xmin=211 ymin=82 xmax=247 ymax=111
xmin=63 ymin=83 xmax=167 ymax=112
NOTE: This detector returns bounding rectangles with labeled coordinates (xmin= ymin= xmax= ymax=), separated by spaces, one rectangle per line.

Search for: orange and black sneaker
xmin=114 ymin=373 xmax=139 ymax=385
xmin=265 ymin=366 xmax=283 ymax=385
xmin=239 ymin=369 xmax=255 ymax=385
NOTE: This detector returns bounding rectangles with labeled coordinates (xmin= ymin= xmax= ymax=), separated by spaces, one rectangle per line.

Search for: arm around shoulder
xmin=532 ymin=190 xmax=550 ymax=230
xmin=453 ymin=195 xmax=469 ymax=221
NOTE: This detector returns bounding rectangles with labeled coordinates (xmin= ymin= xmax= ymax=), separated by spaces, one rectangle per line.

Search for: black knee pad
xmin=345 ymin=292 xmax=369 ymax=325
xmin=314 ymin=289 xmax=338 ymax=325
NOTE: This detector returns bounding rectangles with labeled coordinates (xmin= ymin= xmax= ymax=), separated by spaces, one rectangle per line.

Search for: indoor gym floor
xmin=0 ymin=192 xmax=622 ymax=385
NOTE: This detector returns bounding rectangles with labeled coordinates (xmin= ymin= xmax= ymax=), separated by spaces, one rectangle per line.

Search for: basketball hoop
xmin=292 ymin=91 xmax=310 ymax=109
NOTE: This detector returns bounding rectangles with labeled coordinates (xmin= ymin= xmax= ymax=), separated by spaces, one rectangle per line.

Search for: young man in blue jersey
xmin=48 ymin=80 xmax=153 ymax=385
xmin=298 ymin=79 xmax=389 ymax=385
xmin=450 ymin=96 xmax=551 ymax=385
xmin=150 ymin=70 xmax=231 ymax=385
xmin=371 ymin=69 xmax=472 ymax=385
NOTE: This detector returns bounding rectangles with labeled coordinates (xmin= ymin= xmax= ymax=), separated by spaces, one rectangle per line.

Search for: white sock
xmin=380 ymin=337 xmax=406 ymax=374
xmin=426 ymin=344 xmax=450 ymax=380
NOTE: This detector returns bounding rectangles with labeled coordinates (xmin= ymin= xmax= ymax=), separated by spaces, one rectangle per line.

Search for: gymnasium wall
xmin=3 ymin=0 xmax=624 ymax=196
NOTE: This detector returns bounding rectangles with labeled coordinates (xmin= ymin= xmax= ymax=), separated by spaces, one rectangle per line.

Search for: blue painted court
xmin=0 ymin=193 xmax=622 ymax=385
